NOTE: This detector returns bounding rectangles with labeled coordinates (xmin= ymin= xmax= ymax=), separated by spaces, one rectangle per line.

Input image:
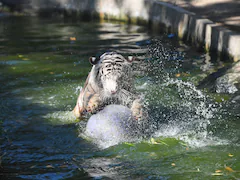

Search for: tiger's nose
xmin=111 ymin=90 xmax=117 ymax=94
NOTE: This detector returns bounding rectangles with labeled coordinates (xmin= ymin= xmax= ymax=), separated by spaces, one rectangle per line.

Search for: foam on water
xmin=43 ymin=111 xmax=77 ymax=124
xmin=153 ymin=124 xmax=229 ymax=147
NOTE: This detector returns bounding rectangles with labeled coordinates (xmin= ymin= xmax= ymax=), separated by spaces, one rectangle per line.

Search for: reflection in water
xmin=0 ymin=17 xmax=239 ymax=180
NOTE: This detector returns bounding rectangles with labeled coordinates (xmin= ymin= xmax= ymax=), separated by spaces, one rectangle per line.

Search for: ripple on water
xmin=0 ymin=60 xmax=32 ymax=65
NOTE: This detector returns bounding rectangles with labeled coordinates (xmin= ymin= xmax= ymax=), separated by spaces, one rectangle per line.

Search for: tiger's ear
xmin=127 ymin=56 xmax=136 ymax=63
xmin=89 ymin=57 xmax=99 ymax=65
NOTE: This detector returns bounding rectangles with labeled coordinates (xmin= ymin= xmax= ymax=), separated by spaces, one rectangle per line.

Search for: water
xmin=0 ymin=16 xmax=239 ymax=179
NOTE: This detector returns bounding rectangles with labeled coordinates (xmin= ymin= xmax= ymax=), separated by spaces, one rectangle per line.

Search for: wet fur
xmin=73 ymin=52 xmax=143 ymax=119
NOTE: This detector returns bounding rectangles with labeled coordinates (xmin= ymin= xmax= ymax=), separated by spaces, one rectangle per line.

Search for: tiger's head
xmin=89 ymin=52 xmax=135 ymax=97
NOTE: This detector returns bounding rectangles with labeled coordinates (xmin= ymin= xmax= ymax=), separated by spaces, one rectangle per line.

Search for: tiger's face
xmin=90 ymin=52 xmax=135 ymax=97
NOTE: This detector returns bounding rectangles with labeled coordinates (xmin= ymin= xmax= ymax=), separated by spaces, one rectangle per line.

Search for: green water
xmin=0 ymin=16 xmax=239 ymax=180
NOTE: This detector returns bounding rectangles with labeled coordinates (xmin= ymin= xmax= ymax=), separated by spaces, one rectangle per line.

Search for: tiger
xmin=73 ymin=51 xmax=144 ymax=120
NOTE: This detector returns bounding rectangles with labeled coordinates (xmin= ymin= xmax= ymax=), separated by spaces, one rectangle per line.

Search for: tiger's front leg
xmin=73 ymin=90 xmax=91 ymax=118
xmin=73 ymin=92 xmax=101 ymax=118
xmin=131 ymin=99 xmax=144 ymax=120
xmin=86 ymin=93 xmax=101 ymax=114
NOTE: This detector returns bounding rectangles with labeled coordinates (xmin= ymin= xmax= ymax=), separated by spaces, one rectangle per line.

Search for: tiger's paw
xmin=73 ymin=105 xmax=82 ymax=118
xmin=86 ymin=94 xmax=101 ymax=114
xmin=131 ymin=99 xmax=143 ymax=120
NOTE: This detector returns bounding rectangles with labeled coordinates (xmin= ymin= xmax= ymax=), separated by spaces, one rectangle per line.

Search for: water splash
xmin=75 ymin=39 xmax=229 ymax=149
xmin=141 ymin=39 xmax=228 ymax=147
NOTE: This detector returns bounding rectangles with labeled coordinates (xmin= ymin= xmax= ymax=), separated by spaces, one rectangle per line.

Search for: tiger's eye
xmin=105 ymin=64 xmax=111 ymax=68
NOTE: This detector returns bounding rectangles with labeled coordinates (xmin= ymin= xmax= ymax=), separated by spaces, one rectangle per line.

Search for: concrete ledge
xmin=1 ymin=0 xmax=240 ymax=61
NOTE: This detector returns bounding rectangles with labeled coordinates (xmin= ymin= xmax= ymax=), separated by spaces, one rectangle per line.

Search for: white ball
xmin=85 ymin=105 xmax=139 ymax=147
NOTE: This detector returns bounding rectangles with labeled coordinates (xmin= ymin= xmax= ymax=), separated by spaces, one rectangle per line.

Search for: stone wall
xmin=1 ymin=0 xmax=240 ymax=62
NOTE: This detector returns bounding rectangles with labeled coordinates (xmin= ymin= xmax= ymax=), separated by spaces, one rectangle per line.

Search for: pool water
xmin=0 ymin=16 xmax=239 ymax=179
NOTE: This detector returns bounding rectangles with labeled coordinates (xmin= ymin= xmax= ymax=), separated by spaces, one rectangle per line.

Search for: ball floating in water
xmin=85 ymin=105 xmax=139 ymax=145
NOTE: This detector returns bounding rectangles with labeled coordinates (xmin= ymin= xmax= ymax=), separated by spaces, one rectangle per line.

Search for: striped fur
xmin=73 ymin=52 xmax=143 ymax=119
